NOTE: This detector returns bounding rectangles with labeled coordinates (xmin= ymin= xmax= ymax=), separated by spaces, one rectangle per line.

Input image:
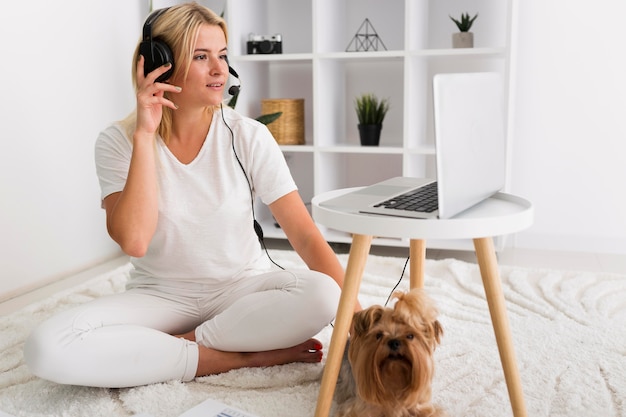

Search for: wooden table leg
xmin=314 ymin=234 xmax=373 ymax=417
xmin=409 ymin=239 xmax=426 ymax=289
xmin=473 ymin=237 xmax=528 ymax=417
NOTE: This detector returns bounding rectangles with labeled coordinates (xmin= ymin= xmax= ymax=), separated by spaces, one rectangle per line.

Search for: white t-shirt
xmin=94 ymin=106 xmax=297 ymax=284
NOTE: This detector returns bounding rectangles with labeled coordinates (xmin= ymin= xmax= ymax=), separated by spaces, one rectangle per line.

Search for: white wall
xmin=0 ymin=0 xmax=624 ymax=301
xmin=511 ymin=0 xmax=626 ymax=254
xmin=0 ymin=1 xmax=147 ymax=300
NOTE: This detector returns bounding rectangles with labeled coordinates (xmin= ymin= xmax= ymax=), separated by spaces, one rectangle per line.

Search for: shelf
xmin=232 ymin=48 xmax=507 ymax=64
xmin=226 ymin=0 xmax=514 ymax=251
xmin=233 ymin=48 xmax=507 ymax=62
xmin=317 ymin=51 xmax=406 ymax=61
xmin=279 ymin=145 xmax=314 ymax=153
xmin=317 ymin=145 xmax=404 ymax=155
xmin=259 ymin=219 xmax=286 ymax=240
xmin=413 ymin=47 xmax=507 ymax=58
xmin=407 ymin=145 xmax=436 ymax=155
xmin=234 ymin=53 xmax=314 ymax=63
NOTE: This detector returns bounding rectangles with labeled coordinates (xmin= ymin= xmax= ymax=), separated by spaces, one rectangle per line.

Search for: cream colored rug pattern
xmin=1 ymin=250 xmax=624 ymax=417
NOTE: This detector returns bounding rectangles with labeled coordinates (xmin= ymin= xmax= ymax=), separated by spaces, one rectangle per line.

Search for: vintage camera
xmin=247 ymin=33 xmax=283 ymax=54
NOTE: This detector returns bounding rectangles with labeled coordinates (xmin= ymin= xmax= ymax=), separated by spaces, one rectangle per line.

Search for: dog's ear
xmin=351 ymin=305 xmax=384 ymax=337
xmin=431 ymin=319 xmax=444 ymax=345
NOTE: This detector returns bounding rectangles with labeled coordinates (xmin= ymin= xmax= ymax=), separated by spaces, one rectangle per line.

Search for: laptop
xmin=320 ymin=72 xmax=505 ymax=219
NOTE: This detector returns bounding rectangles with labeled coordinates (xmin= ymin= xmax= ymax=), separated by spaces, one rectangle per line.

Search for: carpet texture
xmin=0 ymin=250 xmax=624 ymax=417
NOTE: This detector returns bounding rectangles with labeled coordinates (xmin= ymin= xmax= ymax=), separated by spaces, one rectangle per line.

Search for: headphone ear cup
xmin=140 ymin=38 xmax=174 ymax=83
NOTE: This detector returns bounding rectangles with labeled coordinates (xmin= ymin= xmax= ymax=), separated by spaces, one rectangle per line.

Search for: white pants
xmin=24 ymin=269 xmax=341 ymax=388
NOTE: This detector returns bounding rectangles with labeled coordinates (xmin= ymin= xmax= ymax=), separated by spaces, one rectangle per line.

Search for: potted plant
xmin=449 ymin=12 xmax=478 ymax=48
xmin=355 ymin=93 xmax=389 ymax=146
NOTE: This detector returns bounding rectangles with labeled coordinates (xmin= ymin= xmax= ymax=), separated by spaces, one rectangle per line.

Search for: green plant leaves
xmin=255 ymin=112 xmax=282 ymax=125
xmin=354 ymin=93 xmax=390 ymax=125
xmin=449 ymin=12 xmax=478 ymax=32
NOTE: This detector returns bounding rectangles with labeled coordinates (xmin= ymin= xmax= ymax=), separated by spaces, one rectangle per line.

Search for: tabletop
xmin=311 ymin=188 xmax=534 ymax=240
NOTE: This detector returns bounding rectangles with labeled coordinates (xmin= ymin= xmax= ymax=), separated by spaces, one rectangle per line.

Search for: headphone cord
xmin=330 ymin=254 xmax=410 ymax=329
xmin=220 ymin=103 xmax=284 ymax=270
xmin=384 ymin=255 xmax=410 ymax=307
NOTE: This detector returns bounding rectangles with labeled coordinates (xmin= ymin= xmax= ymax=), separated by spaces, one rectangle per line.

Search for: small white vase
xmin=452 ymin=32 xmax=474 ymax=48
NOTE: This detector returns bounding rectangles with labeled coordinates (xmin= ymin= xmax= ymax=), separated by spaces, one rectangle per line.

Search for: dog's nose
xmin=387 ymin=339 xmax=401 ymax=351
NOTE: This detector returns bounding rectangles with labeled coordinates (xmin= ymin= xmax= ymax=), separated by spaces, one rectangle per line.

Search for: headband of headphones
xmin=143 ymin=8 xmax=169 ymax=41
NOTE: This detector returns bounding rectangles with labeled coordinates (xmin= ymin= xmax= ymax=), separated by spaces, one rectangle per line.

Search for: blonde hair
xmin=121 ymin=3 xmax=228 ymax=142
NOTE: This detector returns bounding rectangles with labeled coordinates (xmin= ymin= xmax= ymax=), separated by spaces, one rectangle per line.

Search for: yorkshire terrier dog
xmin=334 ymin=289 xmax=446 ymax=417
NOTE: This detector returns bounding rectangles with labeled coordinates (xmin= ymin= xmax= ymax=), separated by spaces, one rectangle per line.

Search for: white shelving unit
xmin=216 ymin=0 xmax=516 ymax=249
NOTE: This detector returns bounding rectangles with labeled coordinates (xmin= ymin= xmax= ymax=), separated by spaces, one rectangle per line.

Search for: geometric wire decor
xmin=346 ymin=18 xmax=388 ymax=52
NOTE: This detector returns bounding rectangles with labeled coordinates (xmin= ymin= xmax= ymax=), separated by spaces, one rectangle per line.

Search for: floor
xmin=1 ymin=241 xmax=624 ymax=316
xmin=279 ymin=239 xmax=625 ymax=275
xmin=372 ymin=245 xmax=626 ymax=274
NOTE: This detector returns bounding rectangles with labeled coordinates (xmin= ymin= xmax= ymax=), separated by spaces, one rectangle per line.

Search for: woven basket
xmin=261 ymin=99 xmax=305 ymax=145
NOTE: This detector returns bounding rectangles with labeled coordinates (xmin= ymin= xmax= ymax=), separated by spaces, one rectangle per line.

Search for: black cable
xmin=220 ymin=103 xmax=284 ymax=270
xmin=220 ymin=104 xmax=256 ymax=221
xmin=329 ymin=254 xmax=410 ymax=330
xmin=384 ymin=255 xmax=410 ymax=307
xmin=259 ymin=233 xmax=284 ymax=270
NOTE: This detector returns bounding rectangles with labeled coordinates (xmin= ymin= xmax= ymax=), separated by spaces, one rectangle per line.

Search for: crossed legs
xmin=25 ymin=268 xmax=340 ymax=387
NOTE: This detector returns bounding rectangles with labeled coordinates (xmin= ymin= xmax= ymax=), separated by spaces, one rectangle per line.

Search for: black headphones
xmin=139 ymin=8 xmax=174 ymax=83
xmin=139 ymin=7 xmax=241 ymax=94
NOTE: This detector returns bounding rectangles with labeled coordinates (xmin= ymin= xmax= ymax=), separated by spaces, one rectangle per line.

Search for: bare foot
xmin=242 ymin=338 xmax=324 ymax=367
xmin=175 ymin=331 xmax=324 ymax=377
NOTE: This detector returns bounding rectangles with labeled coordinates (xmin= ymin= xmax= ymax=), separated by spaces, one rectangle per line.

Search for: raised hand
xmin=135 ymin=55 xmax=181 ymax=138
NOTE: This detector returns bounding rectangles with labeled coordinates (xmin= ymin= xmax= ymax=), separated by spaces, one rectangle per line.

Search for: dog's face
xmin=348 ymin=289 xmax=443 ymax=412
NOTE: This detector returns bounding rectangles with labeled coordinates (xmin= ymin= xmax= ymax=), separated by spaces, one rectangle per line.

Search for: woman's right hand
xmin=103 ymin=56 xmax=178 ymax=257
xmin=134 ymin=55 xmax=182 ymax=138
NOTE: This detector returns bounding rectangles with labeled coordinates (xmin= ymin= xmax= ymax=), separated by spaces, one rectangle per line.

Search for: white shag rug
xmin=1 ymin=250 xmax=624 ymax=417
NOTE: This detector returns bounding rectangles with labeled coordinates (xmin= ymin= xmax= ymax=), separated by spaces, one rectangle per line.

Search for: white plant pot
xmin=452 ymin=32 xmax=474 ymax=48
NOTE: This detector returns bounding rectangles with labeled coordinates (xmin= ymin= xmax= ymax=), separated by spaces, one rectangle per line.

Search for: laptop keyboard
xmin=373 ymin=182 xmax=439 ymax=213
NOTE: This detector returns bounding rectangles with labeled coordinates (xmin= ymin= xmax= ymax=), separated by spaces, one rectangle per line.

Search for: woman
xmin=24 ymin=3 xmax=346 ymax=388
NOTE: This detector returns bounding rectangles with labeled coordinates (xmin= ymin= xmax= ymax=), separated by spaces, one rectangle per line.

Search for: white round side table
xmin=311 ymin=189 xmax=534 ymax=417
